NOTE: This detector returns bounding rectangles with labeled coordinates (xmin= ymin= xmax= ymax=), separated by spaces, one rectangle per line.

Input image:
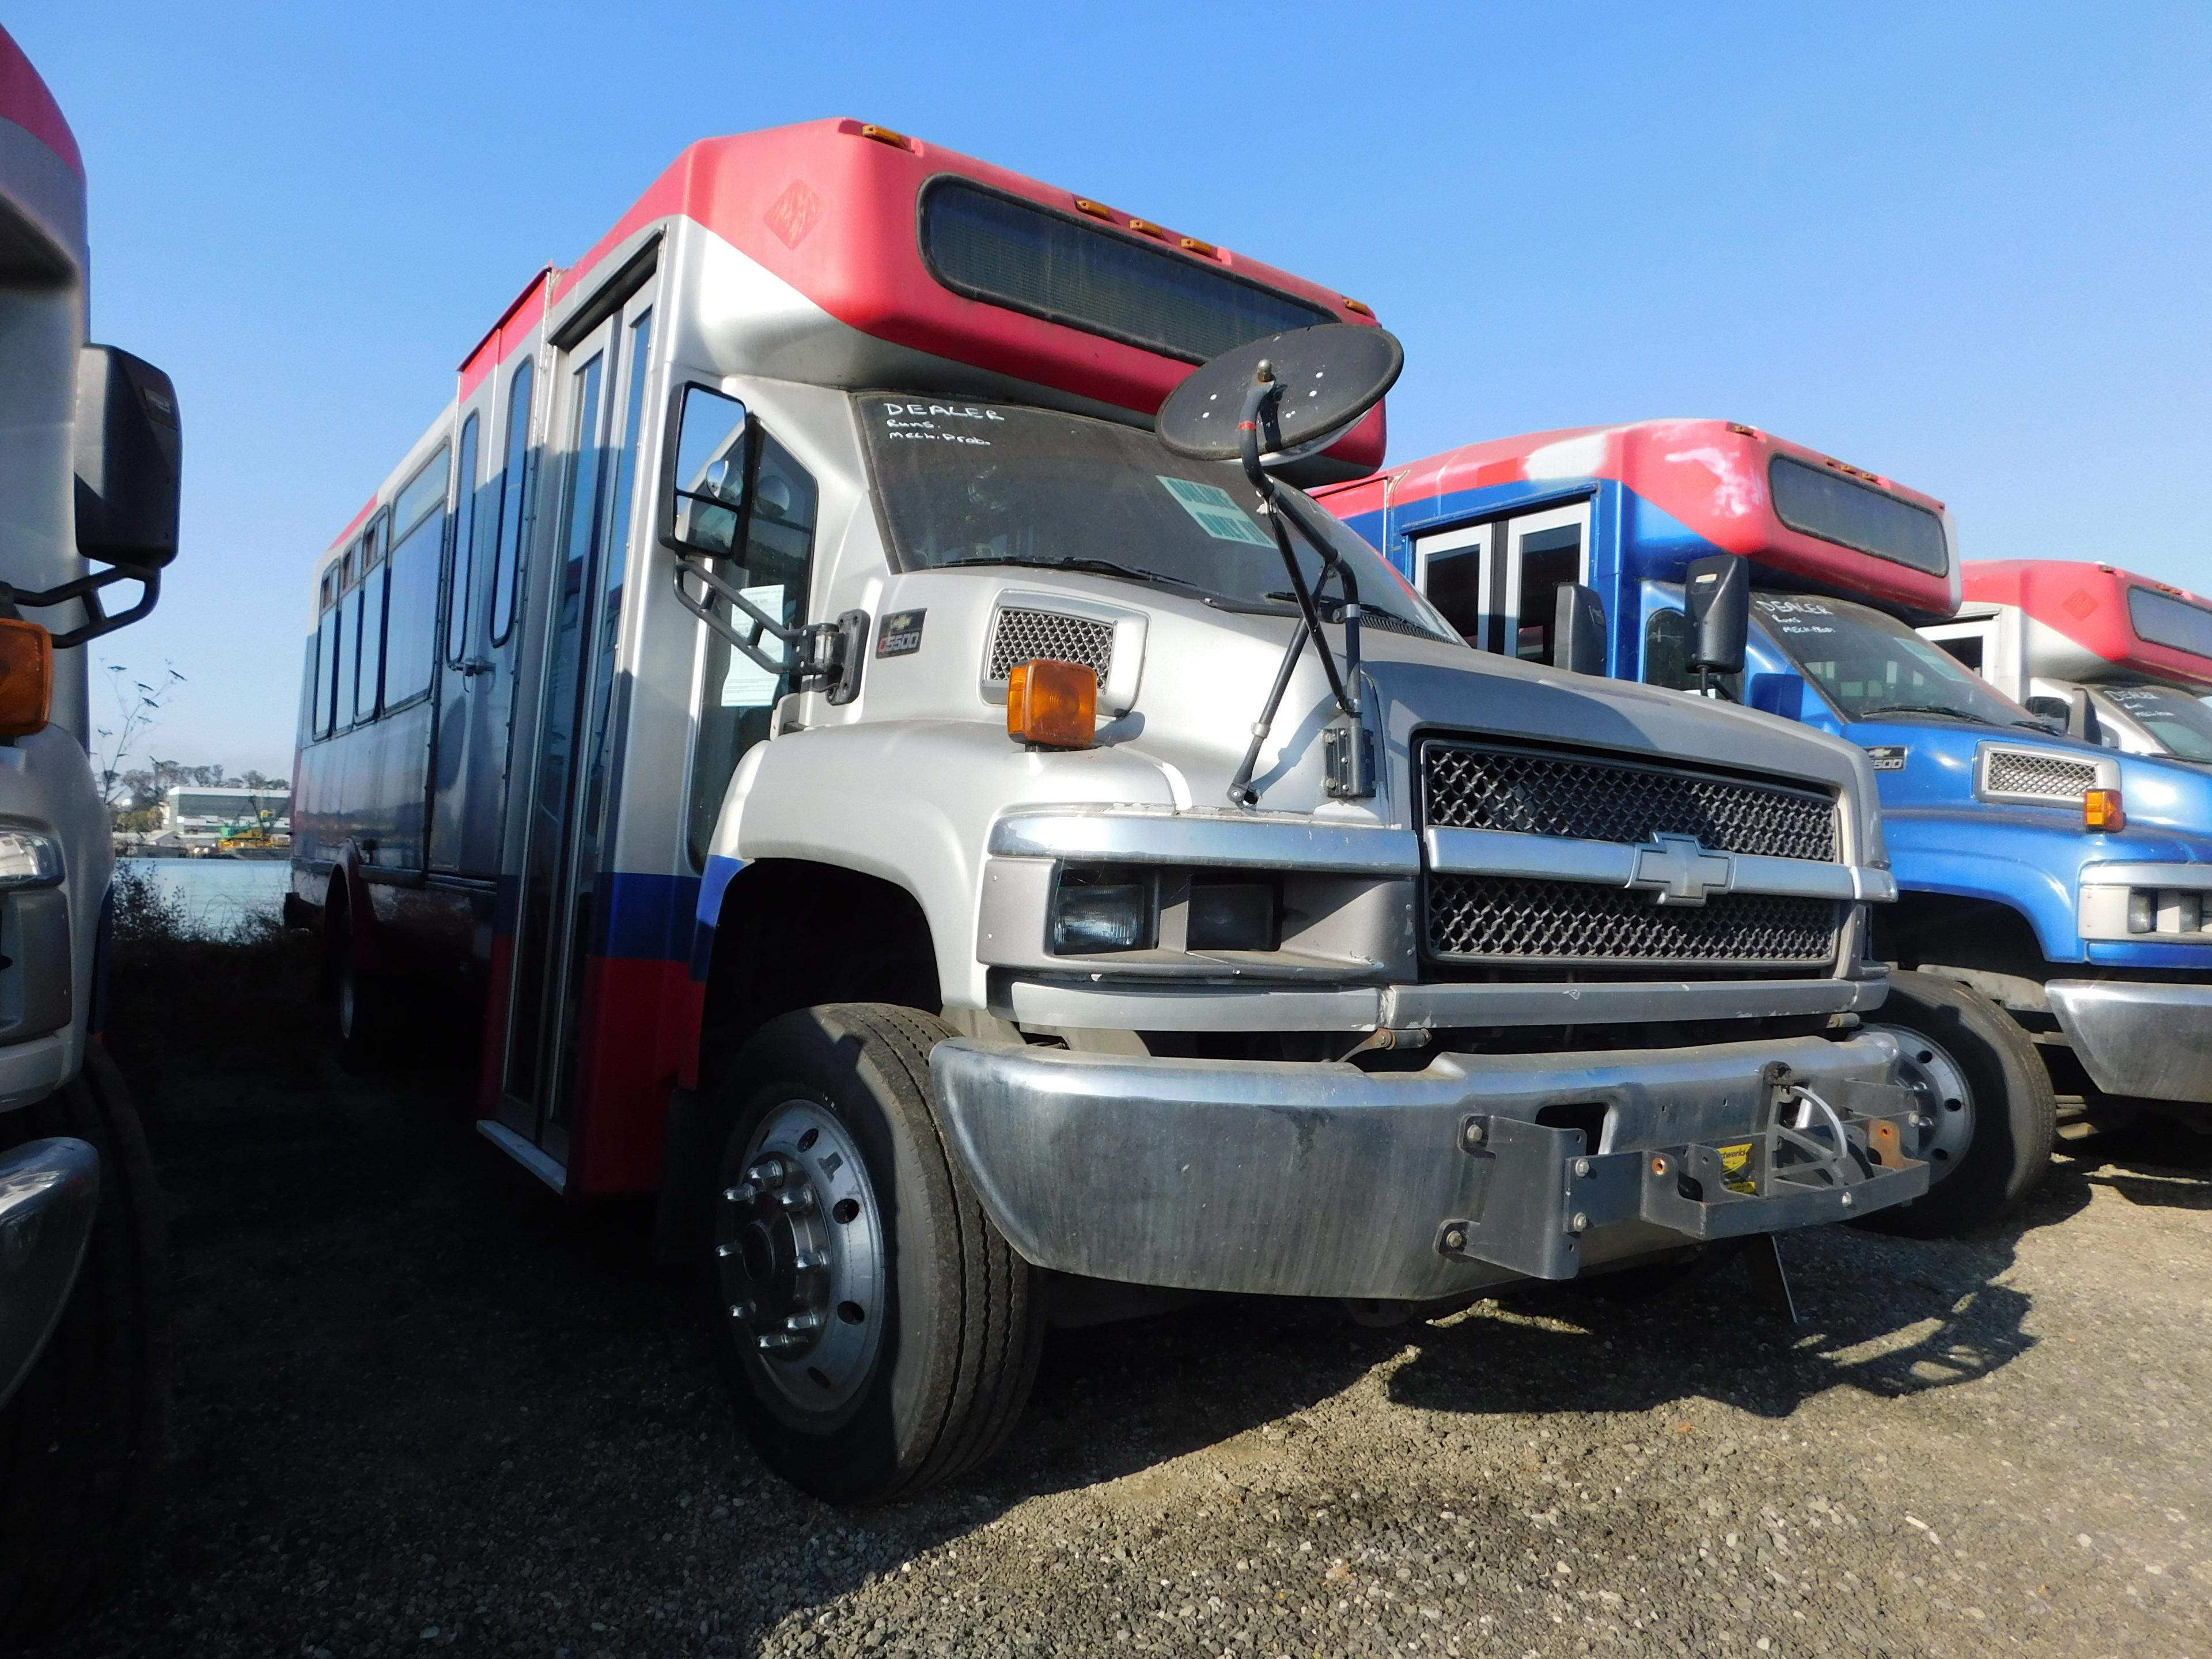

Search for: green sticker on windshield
xmin=1157 ymin=476 xmax=1273 ymax=548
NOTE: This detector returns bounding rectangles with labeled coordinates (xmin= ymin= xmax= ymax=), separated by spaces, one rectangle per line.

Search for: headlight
xmin=0 ymin=830 xmax=62 ymax=890
xmin=1048 ymin=866 xmax=1154 ymax=954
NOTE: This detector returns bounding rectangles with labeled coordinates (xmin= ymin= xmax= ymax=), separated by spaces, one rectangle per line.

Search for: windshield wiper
xmin=932 ymin=555 xmax=1213 ymax=598
xmin=1855 ymin=703 xmax=1998 ymax=726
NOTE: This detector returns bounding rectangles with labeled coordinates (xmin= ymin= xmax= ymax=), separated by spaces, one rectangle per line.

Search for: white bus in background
xmin=1926 ymin=559 xmax=2212 ymax=766
xmin=289 ymin=116 xmax=1924 ymax=1504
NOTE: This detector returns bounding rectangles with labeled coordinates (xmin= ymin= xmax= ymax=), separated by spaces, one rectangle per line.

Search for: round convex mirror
xmin=1157 ymin=323 xmax=1404 ymax=467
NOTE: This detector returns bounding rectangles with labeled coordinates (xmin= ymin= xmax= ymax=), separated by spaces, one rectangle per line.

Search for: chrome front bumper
xmin=2047 ymin=979 xmax=2212 ymax=1104
xmin=928 ymin=1033 xmax=1926 ymax=1301
xmin=0 ymin=1137 xmax=100 ymax=1410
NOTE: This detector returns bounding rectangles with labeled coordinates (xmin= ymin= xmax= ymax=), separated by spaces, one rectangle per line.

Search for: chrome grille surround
xmin=1426 ymin=875 xmax=1840 ymax=970
xmin=987 ymin=606 xmax=1115 ymax=684
xmin=1419 ymin=738 xmax=1838 ymax=863
xmin=1980 ymin=745 xmax=2097 ymax=804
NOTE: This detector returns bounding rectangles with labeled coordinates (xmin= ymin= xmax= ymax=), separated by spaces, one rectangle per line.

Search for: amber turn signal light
xmin=1007 ymin=658 xmax=1097 ymax=749
xmin=2084 ymin=787 xmax=2124 ymax=831
xmin=0 ymin=619 xmax=53 ymax=737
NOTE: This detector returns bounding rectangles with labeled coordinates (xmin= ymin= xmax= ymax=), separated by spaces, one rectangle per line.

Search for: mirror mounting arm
xmin=1227 ymin=366 xmax=1372 ymax=804
xmin=670 ymin=551 xmax=863 ymax=704
xmin=0 ymin=562 xmax=161 ymax=650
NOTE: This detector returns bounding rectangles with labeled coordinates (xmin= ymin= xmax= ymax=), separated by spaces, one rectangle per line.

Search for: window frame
xmin=445 ymin=412 xmax=482 ymax=667
xmin=489 ymin=357 xmax=537 ymax=647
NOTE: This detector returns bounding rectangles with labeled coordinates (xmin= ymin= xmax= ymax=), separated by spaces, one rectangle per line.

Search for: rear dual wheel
xmin=706 ymin=1004 xmax=1043 ymax=1504
xmin=1858 ymin=970 xmax=2056 ymax=1237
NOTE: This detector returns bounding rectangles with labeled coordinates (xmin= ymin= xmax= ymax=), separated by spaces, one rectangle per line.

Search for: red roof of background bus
xmin=0 ymin=24 xmax=82 ymax=179
xmin=1319 ymin=419 xmax=1959 ymax=619
xmin=1965 ymin=559 xmax=2212 ymax=689
xmin=456 ymin=117 xmax=1381 ymax=449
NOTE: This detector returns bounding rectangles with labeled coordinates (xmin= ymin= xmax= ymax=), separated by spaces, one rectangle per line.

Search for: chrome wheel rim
xmin=1868 ymin=1023 xmax=1976 ymax=1183
xmin=714 ymin=1100 xmax=885 ymax=1415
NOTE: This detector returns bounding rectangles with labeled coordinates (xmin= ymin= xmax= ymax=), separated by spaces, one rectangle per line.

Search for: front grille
xmin=1421 ymin=738 xmax=1838 ymax=862
xmin=988 ymin=607 xmax=1114 ymax=683
xmin=1983 ymin=747 xmax=2096 ymax=802
xmin=1427 ymin=876 xmax=1839 ymax=969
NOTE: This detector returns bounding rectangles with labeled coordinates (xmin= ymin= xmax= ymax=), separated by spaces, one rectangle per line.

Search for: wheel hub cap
xmin=714 ymin=1101 xmax=884 ymax=1412
xmin=1868 ymin=1023 xmax=1975 ymax=1184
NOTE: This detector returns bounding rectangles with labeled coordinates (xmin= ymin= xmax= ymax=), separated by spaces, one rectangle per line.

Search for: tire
xmin=325 ymin=895 xmax=391 ymax=1073
xmin=705 ymin=1004 xmax=1043 ymax=1504
xmin=0 ymin=1047 xmax=171 ymax=1641
xmin=1857 ymin=970 xmax=2057 ymax=1237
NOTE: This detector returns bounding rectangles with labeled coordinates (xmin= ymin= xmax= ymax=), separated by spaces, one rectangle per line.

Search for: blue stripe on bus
xmin=690 ymin=854 xmax=747 ymax=979
xmin=595 ymin=871 xmax=704 ymax=962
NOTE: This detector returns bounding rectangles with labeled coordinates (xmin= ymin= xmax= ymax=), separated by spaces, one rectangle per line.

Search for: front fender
xmin=710 ymin=720 xmax=1179 ymax=1011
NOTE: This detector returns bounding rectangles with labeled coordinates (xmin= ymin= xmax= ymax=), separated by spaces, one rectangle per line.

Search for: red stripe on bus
xmin=569 ymin=956 xmax=703 ymax=1195
xmin=0 ymin=26 xmax=82 ymax=179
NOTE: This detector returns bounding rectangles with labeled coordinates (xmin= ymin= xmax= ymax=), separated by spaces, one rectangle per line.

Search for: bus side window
xmin=336 ymin=542 xmax=362 ymax=728
xmin=446 ymin=414 xmax=480 ymax=664
xmin=313 ymin=567 xmax=339 ymax=738
xmin=685 ymin=427 xmax=819 ymax=868
xmin=490 ymin=359 xmax=536 ymax=645
xmin=354 ymin=517 xmax=388 ymax=721
xmin=384 ymin=442 xmax=450 ymax=707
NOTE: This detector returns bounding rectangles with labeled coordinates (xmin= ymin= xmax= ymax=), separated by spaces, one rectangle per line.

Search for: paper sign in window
xmin=1156 ymin=476 xmax=1273 ymax=548
xmin=719 ymin=585 xmax=787 ymax=707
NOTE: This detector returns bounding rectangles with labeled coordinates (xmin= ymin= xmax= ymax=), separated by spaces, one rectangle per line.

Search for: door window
xmin=1413 ymin=522 xmax=1492 ymax=647
xmin=445 ymin=414 xmax=481 ymax=664
xmin=490 ymin=358 xmax=537 ymax=645
xmin=686 ymin=424 xmax=820 ymax=867
xmin=1505 ymin=505 xmax=1589 ymax=664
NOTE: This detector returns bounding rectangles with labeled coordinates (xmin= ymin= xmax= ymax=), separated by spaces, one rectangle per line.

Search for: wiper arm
xmin=932 ymin=554 xmax=1210 ymax=596
xmin=1856 ymin=703 xmax=1997 ymax=726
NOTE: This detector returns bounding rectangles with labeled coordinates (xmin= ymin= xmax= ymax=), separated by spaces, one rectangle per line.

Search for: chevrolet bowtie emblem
xmin=1630 ymin=834 xmax=1733 ymax=906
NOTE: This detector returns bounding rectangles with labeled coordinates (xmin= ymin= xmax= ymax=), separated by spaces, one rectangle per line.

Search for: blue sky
xmin=17 ymin=2 xmax=2211 ymax=775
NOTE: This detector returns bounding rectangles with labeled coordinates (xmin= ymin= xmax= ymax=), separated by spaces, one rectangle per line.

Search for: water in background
xmin=120 ymin=857 xmax=289 ymax=940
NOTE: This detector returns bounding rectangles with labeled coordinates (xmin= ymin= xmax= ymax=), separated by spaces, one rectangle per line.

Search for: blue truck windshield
xmin=1752 ymin=593 xmax=2036 ymax=728
xmin=859 ymin=397 xmax=1452 ymax=639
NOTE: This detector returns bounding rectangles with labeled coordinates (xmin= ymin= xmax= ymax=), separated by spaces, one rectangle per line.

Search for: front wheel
xmin=1857 ymin=970 xmax=2056 ymax=1237
xmin=705 ymin=1004 xmax=1043 ymax=1504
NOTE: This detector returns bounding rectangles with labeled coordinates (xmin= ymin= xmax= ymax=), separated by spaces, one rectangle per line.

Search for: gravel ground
xmin=34 ymin=946 xmax=2212 ymax=1658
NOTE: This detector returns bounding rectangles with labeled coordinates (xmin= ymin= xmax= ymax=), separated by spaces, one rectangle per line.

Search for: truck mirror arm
xmin=1227 ymin=364 xmax=1373 ymax=805
xmin=671 ymin=552 xmax=864 ymax=704
xmin=0 ymin=562 xmax=161 ymax=650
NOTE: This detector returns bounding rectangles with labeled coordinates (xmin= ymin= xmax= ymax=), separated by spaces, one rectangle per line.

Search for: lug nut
xmin=779 ymin=1186 xmax=817 ymax=1215
xmin=757 ymin=1331 xmax=801 ymax=1353
xmin=793 ymin=1249 xmax=830 ymax=1272
xmin=750 ymin=1158 xmax=788 ymax=1190
xmin=722 ymin=1182 xmax=757 ymax=1205
xmin=728 ymin=1300 xmax=755 ymax=1322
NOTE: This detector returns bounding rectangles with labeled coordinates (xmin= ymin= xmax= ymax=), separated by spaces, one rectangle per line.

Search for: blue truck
xmin=1320 ymin=418 xmax=2212 ymax=1233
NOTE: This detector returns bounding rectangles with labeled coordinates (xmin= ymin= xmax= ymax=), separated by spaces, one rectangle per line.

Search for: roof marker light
xmin=1342 ymin=297 xmax=1374 ymax=317
xmin=1126 ymin=217 xmax=1167 ymax=238
xmin=856 ymin=123 xmax=913 ymax=150
xmin=1178 ymin=235 xmax=1218 ymax=258
xmin=1073 ymin=198 xmax=1116 ymax=221
xmin=2084 ymin=788 xmax=2125 ymax=832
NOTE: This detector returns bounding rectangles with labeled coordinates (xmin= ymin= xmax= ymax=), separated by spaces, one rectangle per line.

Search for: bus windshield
xmin=858 ymin=397 xmax=1451 ymax=639
xmin=1752 ymin=593 xmax=2041 ymax=729
xmin=2100 ymin=680 xmax=2212 ymax=762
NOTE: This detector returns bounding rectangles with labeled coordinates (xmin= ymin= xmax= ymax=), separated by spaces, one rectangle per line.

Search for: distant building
xmin=161 ymin=786 xmax=291 ymax=834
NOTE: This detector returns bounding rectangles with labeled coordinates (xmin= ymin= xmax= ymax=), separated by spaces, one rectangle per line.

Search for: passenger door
xmin=494 ymin=289 xmax=656 ymax=1164
xmin=1410 ymin=502 xmax=1592 ymax=661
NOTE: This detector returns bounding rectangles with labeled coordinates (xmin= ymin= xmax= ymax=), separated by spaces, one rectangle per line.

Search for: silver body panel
xmin=2046 ymin=979 xmax=2212 ymax=1105
xmin=930 ymin=1032 xmax=1919 ymax=1300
